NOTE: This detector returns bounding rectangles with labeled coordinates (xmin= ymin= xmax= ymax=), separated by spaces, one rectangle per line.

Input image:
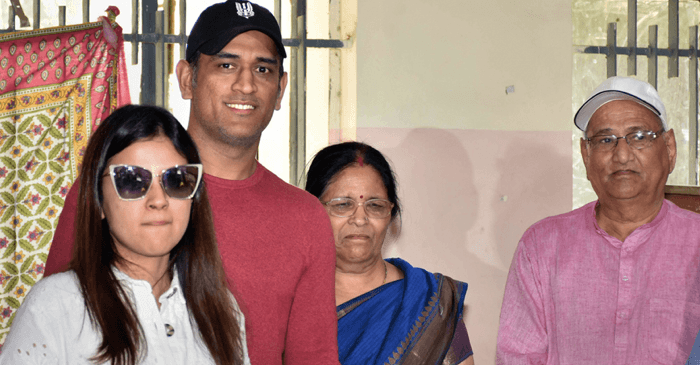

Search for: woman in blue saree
xmin=306 ymin=142 xmax=474 ymax=365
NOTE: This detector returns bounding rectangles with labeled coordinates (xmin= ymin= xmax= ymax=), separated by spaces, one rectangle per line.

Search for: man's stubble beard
xmin=190 ymin=100 xmax=269 ymax=150
xmin=213 ymin=123 xmax=265 ymax=150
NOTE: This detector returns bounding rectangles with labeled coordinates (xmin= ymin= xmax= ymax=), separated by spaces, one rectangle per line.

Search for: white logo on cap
xmin=236 ymin=2 xmax=255 ymax=19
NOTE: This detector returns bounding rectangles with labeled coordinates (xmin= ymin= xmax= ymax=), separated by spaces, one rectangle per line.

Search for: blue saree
xmin=337 ymin=258 xmax=472 ymax=365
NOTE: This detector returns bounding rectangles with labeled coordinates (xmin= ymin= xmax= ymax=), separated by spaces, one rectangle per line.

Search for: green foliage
xmin=16 ymin=134 xmax=32 ymax=148
xmin=31 ymin=162 xmax=47 ymax=180
xmin=1 ymin=263 xmax=18 ymax=276
xmin=5 ymin=296 xmax=20 ymax=309
xmin=0 ymin=227 xmax=15 ymax=240
xmin=0 ymin=157 xmax=15 ymax=170
xmin=15 ymin=186 xmax=29 ymax=202
xmin=19 ymin=239 xmax=34 ymax=253
xmin=51 ymin=195 xmax=64 ymax=207
xmin=20 ymin=256 xmax=33 ymax=273
xmin=3 ymin=277 xmax=18 ymax=293
xmin=17 ymin=116 xmax=33 ymax=134
xmin=36 ymin=115 xmax=52 ymax=128
xmin=0 ymin=171 xmax=16 ymax=188
xmin=48 ymin=144 xmax=63 ymax=160
xmin=0 ymin=136 xmax=16 ymax=153
xmin=49 ymin=161 xmax=64 ymax=174
xmin=20 ymin=274 xmax=35 ymax=286
xmin=32 ymin=183 xmax=49 ymax=195
xmin=34 ymin=148 xmax=46 ymax=162
xmin=1 ymin=122 xmax=15 ymax=135
xmin=37 ymin=232 xmax=52 ymax=250
xmin=15 ymin=204 xmax=31 ymax=217
xmin=1 ymin=241 xmax=16 ymax=259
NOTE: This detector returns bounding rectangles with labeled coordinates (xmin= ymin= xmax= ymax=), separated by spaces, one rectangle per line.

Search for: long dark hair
xmin=305 ymin=141 xmax=402 ymax=221
xmin=70 ymin=104 xmax=243 ymax=365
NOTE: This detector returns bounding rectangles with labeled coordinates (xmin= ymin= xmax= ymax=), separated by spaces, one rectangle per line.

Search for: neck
xmin=188 ymin=127 xmax=259 ymax=180
xmin=115 ymin=257 xmax=172 ymax=304
xmin=335 ymin=257 xmax=386 ymax=306
xmin=595 ymin=198 xmax=664 ymax=241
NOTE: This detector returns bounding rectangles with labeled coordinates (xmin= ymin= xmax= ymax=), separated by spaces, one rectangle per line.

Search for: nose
xmin=145 ymin=180 xmax=169 ymax=210
xmin=611 ymin=136 xmax=634 ymax=164
xmin=232 ymin=68 xmax=256 ymax=95
xmin=349 ymin=204 xmax=369 ymax=225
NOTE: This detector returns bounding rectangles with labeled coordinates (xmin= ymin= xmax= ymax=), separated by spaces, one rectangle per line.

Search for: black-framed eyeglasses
xmin=322 ymin=197 xmax=394 ymax=219
xmin=585 ymin=129 xmax=664 ymax=151
xmin=105 ymin=164 xmax=203 ymax=201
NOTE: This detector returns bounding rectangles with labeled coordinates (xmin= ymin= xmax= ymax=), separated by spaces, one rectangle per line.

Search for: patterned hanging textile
xmin=0 ymin=7 xmax=130 ymax=344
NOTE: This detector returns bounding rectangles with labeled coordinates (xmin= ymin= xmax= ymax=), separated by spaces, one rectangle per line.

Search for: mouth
xmin=226 ymin=103 xmax=255 ymax=111
xmin=610 ymin=169 xmax=638 ymax=177
xmin=144 ymin=221 xmax=170 ymax=226
xmin=345 ymin=234 xmax=371 ymax=240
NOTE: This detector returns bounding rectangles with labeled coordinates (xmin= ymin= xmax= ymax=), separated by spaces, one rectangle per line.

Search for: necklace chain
xmin=382 ymin=261 xmax=388 ymax=285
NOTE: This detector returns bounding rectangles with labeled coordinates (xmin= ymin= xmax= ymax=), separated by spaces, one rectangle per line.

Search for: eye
xmin=330 ymin=200 xmax=354 ymax=210
xmin=256 ymin=66 xmax=270 ymax=74
xmin=366 ymin=201 xmax=386 ymax=209
xmin=630 ymin=131 xmax=648 ymax=141
xmin=595 ymin=136 xmax=615 ymax=145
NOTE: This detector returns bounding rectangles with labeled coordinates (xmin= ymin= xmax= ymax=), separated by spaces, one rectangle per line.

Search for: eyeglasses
xmin=106 ymin=164 xmax=203 ymax=201
xmin=585 ymin=129 xmax=664 ymax=151
xmin=322 ymin=197 xmax=394 ymax=219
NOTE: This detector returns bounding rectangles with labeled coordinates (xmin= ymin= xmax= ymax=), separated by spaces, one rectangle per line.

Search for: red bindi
xmin=360 ymin=195 xmax=363 ymax=199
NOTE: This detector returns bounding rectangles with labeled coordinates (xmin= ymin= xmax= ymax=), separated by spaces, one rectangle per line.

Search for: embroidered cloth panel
xmin=0 ymin=7 xmax=130 ymax=345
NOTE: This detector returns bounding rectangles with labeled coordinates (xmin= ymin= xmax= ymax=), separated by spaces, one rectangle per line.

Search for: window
xmin=572 ymin=0 xmax=700 ymax=208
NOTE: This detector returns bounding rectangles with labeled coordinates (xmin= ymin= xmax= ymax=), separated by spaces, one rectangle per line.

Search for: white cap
xmin=574 ymin=76 xmax=667 ymax=131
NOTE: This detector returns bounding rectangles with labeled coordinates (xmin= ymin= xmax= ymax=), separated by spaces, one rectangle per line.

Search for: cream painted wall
xmin=358 ymin=128 xmax=572 ymax=364
xmin=356 ymin=0 xmax=573 ymax=364
xmin=357 ymin=0 xmax=572 ymax=132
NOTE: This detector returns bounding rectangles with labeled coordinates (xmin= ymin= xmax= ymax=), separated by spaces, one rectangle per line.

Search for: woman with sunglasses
xmin=305 ymin=142 xmax=473 ymax=365
xmin=0 ymin=105 xmax=249 ymax=365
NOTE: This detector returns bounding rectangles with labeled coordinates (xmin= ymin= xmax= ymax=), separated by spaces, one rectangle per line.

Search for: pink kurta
xmin=498 ymin=200 xmax=700 ymax=365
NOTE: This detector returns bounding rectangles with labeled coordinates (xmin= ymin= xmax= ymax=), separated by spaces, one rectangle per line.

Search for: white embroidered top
xmin=0 ymin=268 xmax=250 ymax=365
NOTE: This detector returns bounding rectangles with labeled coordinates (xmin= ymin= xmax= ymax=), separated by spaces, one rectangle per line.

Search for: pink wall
xmin=357 ymin=127 xmax=573 ymax=360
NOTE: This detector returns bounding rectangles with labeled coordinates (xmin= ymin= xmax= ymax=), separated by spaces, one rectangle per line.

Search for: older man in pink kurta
xmin=497 ymin=76 xmax=700 ymax=364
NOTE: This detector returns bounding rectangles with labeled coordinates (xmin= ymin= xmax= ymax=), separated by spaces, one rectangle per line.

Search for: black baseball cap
xmin=186 ymin=0 xmax=286 ymax=63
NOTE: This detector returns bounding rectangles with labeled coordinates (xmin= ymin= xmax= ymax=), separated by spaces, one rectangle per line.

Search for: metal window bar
xmin=0 ymin=0 xmax=76 ymax=31
xmin=2 ymin=0 xmax=350 ymax=185
xmin=574 ymin=0 xmax=700 ymax=185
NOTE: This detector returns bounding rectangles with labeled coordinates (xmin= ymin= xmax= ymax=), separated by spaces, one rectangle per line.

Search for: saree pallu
xmin=0 ymin=8 xmax=130 ymax=345
xmin=337 ymin=258 xmax=472 ymax=365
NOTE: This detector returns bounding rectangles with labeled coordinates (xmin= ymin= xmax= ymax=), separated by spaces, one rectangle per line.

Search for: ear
xmin=388 ymin=217 xmax=401 ymax=237
xmin=664 ymin=129 xmax=677 ymax=174
xmin=275 ymin=71 xmax=288 ymax=111
xmin=176 ymin=60 xmax=194 ymax=100
xmin=580 ymin=137 xmax=591 ymax=181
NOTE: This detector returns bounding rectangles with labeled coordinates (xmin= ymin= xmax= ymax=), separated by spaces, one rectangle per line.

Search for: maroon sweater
xmin=45 ymin=163 xmax=340 ymax=365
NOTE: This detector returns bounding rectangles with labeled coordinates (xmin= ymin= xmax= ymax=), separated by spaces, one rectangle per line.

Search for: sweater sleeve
xmin=44 ymin=182 xmax=78 ymax=275
xmin=283 ymin=204 xmax=340 ymax=365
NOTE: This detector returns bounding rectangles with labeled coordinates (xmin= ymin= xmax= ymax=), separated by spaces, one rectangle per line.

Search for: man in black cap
xmin=46 ymin=2 xmax=340 ymax=364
